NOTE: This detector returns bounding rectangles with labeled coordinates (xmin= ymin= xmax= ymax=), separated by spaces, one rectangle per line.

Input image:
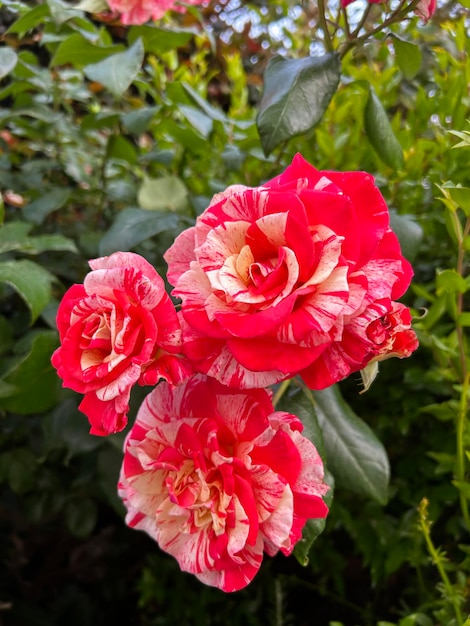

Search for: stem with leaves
xmin=418 ymin=498 xmax=465 ymax=625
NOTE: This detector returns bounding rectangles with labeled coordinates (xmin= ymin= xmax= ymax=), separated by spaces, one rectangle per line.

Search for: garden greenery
xmin=0 ymin=0 xmax=470 ymax=623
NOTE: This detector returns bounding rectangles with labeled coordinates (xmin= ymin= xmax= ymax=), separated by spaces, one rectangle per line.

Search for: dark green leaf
xmin=312 ymin=385 xmax=390 ymax=504
xmin=49 ymin=398 xmax=103 ymax=456
xmin=22 ymin=188 xmax=70 ymax=224
xmin=0 ymin=48 xmax=18 ymax=80
xmin=6 ymin=448 xmax=37 ymax=493
xmin=99 ymin=209 xmax=179 ymax=255
xmin=257 ymin=54 xmax=341 ymax=156
xmin=294 ymin=470 xmax=334 ymax=566
xmin=364 ymin=85 xmax=404 ymax=170
xmin=0 ymin=330 xmax=60 ymax=414
xmin=64 ymin=498 xmax=98 ymax=538
xmin=128 ymin=25 xmax=195 ymax=54
xmin=277 ymin=386 xmax=325 ymax=458
xmin=389 ymin=210 xmax=423 ymax=262
xmin=390 ymin=35 xmax=422 ymax=79
xmin=0 ymin=259 xmax=54 ymax=323
xmin=84 ymin=37 xmax=144 ymax=97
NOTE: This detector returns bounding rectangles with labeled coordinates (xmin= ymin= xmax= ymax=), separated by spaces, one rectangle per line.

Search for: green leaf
xmin=47 ymin=0 xmax=82 ymax=24
xmin=277 ymin=387 xmax=333 ymax=565
xmin=294 ymin=470 xmax=334 ymax=566
xmin=128 ymin=25 xmax=195 ymax=54
xmin=138 ymin=176 xmax=188 ymax=212
xmin=0 ymin=222 xmax=32 ymax=253
xmin=436 ymin=269 xmax=468 ymax=295
xmin=257 ymin=54 xmax=341 ymax=156
xmin=447 ymin=186 xmax=470 ymax=216
xmin=364 ymin=85 xmax=404 ymax=170
xmin=0 ymin=259 xmax=54 ymax=323
xmin=22 ymin=188 xmax=70 ymax=224
xmin=0 ymin=222 xmax=77 ymax=255
xmin=84 ymin=37 xmax=144 ymax=97
xmin=0 ymin=330 xmax=60 ymax=414
xmin=51 ymin=33 xmax=126 ymax=67
xmin=6 ymin=4 xmax=49 ymax=35
xmin=49 ymin=398 xmax=103 ymax=457
xmin=0 ymin=380 xmax=17 ymax=398
xmin=99 ymin=209 xmax=179 ymax=256
xmin=390 ymin=35 xmax=422 ymax=79
xmin=312 ymin=385 xmax=390 ymax=504
xmin=75 ymin=0 xmax=108 ymax=11
xmin=64 ymin=498 xmax=98 ymax=538
xmin=121 ymin=107 xmax=159 ymax=134
xmin=389 ymin=210 xmax=423 ymax=263
xmin=277 ymin=386 xmax=325 ymax=458
xmin=0 ymin=48 xmax=18 ymax=80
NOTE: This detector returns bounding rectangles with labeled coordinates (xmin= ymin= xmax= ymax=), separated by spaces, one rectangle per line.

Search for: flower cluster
xmin=52 ymin=154 xmax=418 ymax=590
xmin=102 ymin=0 xmax=205 ymax=25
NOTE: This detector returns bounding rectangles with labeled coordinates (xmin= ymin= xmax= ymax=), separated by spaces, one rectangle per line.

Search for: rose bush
xmin=106 ymin=0 xmax=206 ymax=25
xmin=164 ymin=154 xmax=417 ymax=391
xmin=118 ymin=374 xmax=329 ymax=592
xmin=52 ymin=252 xmax=189 ymax=436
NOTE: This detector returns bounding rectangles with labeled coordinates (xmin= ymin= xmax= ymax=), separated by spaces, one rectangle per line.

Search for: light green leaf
xmin=75 ymin=0 xmax=108 ymax=12
xmin=447 ymin=186 xmax=470 ymax=216
xmin=0 ymin=48 xmax=18 ymax=80
xmin=47 ymin=0 xmax=82 ymax=24
xmin=84 ymin=37 xmax=144 ymax=97
xmin=0 ymin=330 xmax=60 ymax=414
xmin=390 ymin=35 xmax=422 ymax=79
xmin=22 ymin=188 xmax=70 ymax=224
xmin=312 ymin=385 xmax=390 ymax=504
xmin=257 ymin=54 xmax=341 ymax=156
xmin=360 ymin=360 xmax=379 ymax=393
xmin=138 ymin=176 xmax=188 ymax=212
xmin=51 ymin=33 xmax=126 ymax=67
xmin=180 ymin=105 xmax=213 ymax=138
xmin=436 ymin=269 xmax=468 ymax=295
xmin=99 ymin=209 xmax=179 ymax=256
xmin=0 ymin=259 xmax=54 ymax=323
xmin=364 ymin=85 xmax=404 ymax=170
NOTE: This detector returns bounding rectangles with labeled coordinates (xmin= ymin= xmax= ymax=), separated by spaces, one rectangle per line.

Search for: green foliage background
xmin=0 ymin=0 xmax=470 ymax=624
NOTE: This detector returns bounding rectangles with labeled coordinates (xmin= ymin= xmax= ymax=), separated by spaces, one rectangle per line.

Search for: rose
xmin=51 ymin=252 xmax=190 ymax=436
xmin=164 ymin=153 xmax=416 ymax=390
xmin=106 ymin=0 xmax=205 ymax=25
xmin=414 ymin=0 xmax=436 ymax=21
xmin=118 ymin=374 xmax=329 ymax=592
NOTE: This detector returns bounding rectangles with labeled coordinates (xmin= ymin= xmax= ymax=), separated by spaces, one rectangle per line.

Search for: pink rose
xmin=106 ymin=0 xmax=205 ymax=25
xmin=52 ymin=252 xmax=189 ymax=436
xmin=164 ymin=154 xmax=416 ymax=390
xmin=118 ymin=375 xmax=329 ymax=592
xmin=414 ymin=0 xmax=436 ymax=21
